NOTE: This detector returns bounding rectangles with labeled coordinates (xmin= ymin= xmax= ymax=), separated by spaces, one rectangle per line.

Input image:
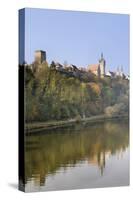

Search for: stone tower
xmin=34 ymin=50 xmax=46 ymax=64
xmin=99 ymin=53 xmax=106 ymax=78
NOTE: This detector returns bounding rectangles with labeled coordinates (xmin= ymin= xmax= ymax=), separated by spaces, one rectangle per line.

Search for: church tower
xmin=99 ymin=53 xmax=106 ymax=78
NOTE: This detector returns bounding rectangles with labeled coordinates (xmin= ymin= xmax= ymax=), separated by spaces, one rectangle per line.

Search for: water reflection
xmin=24 ymin=120 xmax=129 ymax=192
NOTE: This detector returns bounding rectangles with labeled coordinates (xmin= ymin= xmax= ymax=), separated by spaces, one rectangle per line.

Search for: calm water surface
xmin=25 ymin=120 xmax=129 ymax=192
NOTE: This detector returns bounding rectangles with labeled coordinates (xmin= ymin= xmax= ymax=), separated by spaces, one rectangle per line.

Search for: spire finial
xmin=101 ymin=52 xmax=103 ymax=59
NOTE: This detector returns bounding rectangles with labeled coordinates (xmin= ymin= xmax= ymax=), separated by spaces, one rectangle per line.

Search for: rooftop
xmin=88 ymin=64 xmax=99 ymax=71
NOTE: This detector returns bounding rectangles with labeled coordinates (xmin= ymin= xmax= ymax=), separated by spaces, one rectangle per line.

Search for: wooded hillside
xmin=21 ymin=62 xmax=129 ymax=122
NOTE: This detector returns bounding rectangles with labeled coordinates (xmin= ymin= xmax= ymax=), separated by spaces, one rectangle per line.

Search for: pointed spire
xmin=101 ymin=52 xmax=103 ymax=59
xmin=99 ymin=52 xmax=104 ymax=62
xmin=116 ymin=66 xmax=120 ymax=76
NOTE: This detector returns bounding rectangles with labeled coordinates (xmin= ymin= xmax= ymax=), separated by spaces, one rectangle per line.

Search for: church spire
xmin=99 ymin=52 xmax=106 ymax=77
xmin=101 ymin=52 xmax=103 ymax=59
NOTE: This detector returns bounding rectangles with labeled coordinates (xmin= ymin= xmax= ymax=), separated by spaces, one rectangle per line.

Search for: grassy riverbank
xmin=25 ymin=114 xmax=128 ymax=133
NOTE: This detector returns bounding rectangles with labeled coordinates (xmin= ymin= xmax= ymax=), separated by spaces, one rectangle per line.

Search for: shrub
xmin=75 ymin=115 xmax=82 ymax=123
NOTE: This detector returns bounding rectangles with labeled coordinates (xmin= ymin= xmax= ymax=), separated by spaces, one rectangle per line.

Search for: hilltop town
xmin=21 ymin=50 xmax=129 ymax=125
xmin=24 ymin=50 xmax=129 ymax=81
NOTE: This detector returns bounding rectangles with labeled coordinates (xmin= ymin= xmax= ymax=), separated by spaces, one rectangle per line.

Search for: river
xmin=24 ymin=119 xmax=129 ymax=192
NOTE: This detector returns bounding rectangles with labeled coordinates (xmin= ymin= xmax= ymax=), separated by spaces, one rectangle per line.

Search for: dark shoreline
xmin=25 ymin=114 xmax=129 ymax=134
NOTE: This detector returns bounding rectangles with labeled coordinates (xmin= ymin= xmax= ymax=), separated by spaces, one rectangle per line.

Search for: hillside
xmin=21 ymin=62 xmax=129 ymax=123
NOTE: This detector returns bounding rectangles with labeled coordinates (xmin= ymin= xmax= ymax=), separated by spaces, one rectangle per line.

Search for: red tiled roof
xmin=88 ymin=64 xmax=99 ymax=71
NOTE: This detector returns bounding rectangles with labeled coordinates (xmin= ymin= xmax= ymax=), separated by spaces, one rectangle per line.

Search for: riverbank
xmin=25 ymin=114 xmax=128 ymax=134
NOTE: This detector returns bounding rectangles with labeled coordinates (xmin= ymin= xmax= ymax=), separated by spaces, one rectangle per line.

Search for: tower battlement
xmin=34 ymin=50 xmax=46 ymax=64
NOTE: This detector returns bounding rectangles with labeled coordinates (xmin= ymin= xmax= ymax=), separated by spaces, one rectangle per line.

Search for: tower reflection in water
xmin=24 ymin=120 xmax=129 ymax=190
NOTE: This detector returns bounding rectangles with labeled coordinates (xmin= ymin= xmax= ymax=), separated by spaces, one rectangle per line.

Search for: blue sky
xmin=24 ymin=8 xmax=129 ymax=74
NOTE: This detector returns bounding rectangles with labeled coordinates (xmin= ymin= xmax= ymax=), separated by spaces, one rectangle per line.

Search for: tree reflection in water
xmin=24 ymin=120 xmax=129 ymax=188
